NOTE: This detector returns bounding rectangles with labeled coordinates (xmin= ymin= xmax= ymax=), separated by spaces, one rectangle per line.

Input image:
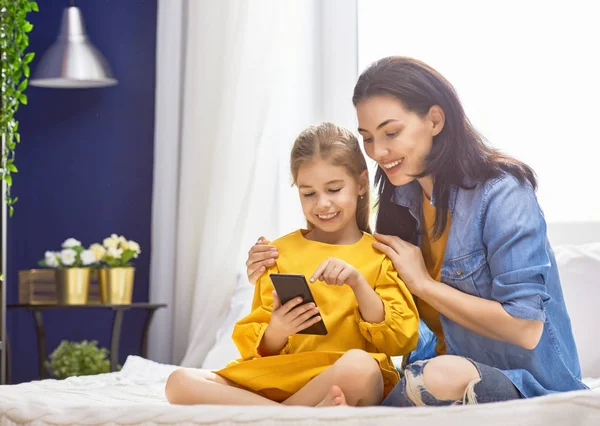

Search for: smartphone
xmin=269 ymin=273 xmax=328 ymax=335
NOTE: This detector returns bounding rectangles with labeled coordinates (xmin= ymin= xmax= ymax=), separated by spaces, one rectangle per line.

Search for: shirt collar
xmin=392 ymin=177 xmax=470 ymax=214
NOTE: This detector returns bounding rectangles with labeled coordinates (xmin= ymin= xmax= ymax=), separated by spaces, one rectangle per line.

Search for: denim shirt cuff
xmin=502 ymin=294 xmax=548 ymax=322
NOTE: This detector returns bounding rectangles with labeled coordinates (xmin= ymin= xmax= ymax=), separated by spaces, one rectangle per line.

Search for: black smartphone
xmin=269 ymin=273 xmax=328 ymax=335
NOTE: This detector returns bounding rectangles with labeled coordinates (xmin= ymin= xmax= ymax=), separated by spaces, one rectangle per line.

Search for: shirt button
xmin=456 ymin=269 xmax=463 ymax=276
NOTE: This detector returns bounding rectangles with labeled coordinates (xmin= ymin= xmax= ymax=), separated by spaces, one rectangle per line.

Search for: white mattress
xmin=1 ymin=356 xmax=599 ymax=426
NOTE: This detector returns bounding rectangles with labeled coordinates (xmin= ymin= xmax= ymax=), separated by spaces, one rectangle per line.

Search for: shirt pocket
xmin=441 ymin=249 xmax=488 ymax=297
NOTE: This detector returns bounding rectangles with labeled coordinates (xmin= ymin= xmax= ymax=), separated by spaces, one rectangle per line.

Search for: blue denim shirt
xmin=393 ymin=172 xmax=588 ymax=398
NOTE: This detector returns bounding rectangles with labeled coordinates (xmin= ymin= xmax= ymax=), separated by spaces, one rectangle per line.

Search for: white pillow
xmin=201 ymin=272 xmax=254 ymax=370
xmin=554 ymin=242 xmax=600 ymax=378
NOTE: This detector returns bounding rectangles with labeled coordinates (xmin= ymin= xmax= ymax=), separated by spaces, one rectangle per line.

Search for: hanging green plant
xmin=0 ymin=0 xmax=38 ymax=216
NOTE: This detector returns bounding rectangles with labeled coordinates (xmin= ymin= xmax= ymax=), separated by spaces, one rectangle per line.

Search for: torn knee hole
xmin=405 ymin=368 xmax=481 ymax=406
xmin=462 ymin=377 xmax=481 ymax=405
xmin=405 ymin=369 xmax=427 ymax=406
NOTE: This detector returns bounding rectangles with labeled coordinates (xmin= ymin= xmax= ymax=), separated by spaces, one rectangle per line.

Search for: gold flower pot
xmin=55 ymin=268 xmax=91 ymax=305
xmin=97 ymin=267 xmax=135 ymax=304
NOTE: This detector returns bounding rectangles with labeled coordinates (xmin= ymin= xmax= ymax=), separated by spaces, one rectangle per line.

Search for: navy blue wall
xmin=7 ymin=0 xmax=157 ymax=383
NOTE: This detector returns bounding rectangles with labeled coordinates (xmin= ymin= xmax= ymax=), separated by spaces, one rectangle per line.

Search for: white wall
xmin=358 ymin=0 xmax=600 ymax=224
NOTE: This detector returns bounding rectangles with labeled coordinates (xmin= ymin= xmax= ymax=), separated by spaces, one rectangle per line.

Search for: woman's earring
xmin=360 ymin=195 xmax=364 ymax=200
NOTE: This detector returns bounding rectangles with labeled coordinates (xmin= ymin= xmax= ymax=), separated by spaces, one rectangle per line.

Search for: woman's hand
xmin=372 ymin=233 xmax=432 ymax=297
xmin=310 ymin=257 xmax=365 ymax=289
xmin=245 ymin=236 xmax=278 ymax=285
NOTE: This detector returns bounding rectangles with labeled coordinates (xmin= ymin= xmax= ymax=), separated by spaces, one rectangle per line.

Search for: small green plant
xmin=90 ymin=234 xmax=142 ymax=268
xmin=39 ymin=238 xmax=98 ymax=268
xmin=46 ymin=340 xmax=112 ymax=379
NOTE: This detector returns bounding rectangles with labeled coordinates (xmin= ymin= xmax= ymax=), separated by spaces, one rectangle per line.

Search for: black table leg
xmin=32 ymin=310 xmax=47 ymax=379
xmin=110 ymin=309 xmax=124 ymax=372
xmin=6 ymin=336 xmax=10 ymax=384
xmin=4 ymin=333 xmax=11 ymax=384
xmin=140 ymin=308 xmax=157 ymax=358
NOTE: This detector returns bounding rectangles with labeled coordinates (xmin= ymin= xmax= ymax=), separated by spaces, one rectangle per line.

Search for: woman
xmin=245 ymin=56 xmax=587 ymax=406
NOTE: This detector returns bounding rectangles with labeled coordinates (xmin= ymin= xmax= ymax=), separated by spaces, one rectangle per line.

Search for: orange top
xmin=418 ymin=191 xmax=451 ymax=355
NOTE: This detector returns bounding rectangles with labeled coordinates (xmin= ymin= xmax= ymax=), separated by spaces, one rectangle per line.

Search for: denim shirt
xmin=393 ymin=172 xmax=588 ymax=398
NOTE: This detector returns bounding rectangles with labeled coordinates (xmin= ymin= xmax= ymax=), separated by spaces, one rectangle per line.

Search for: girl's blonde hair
xmin=290 ymin=122 xmax=371 ymax=234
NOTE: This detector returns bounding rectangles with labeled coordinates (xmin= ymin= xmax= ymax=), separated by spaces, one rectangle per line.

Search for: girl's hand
xmin=310 ymin=258 xmax=365 ymax=289
xmin=267 ymin=291 xmax=322 ymax=338
xmin=245 ymin=236 xmax=278 ymax=285
xmin=372 ymin=233 xmax=432 ymax=297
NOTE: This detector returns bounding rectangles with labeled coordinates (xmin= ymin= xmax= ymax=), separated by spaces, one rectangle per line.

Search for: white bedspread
xmin=1 ymin=356 xmax=599 ymax=426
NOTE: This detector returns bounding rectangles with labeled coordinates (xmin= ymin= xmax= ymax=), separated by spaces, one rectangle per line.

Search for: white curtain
xmin=149 ymin=0 xmax=358 ymax=366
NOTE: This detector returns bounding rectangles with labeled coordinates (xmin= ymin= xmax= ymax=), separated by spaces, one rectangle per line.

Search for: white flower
xmin=107 ymin=247 xmax=123 ymax=259
xmin=81 ymin=250 xmax=96 ymax=266
xmin=45 ymin=251 xmax=59 ymax=268
xmin=59 ymin=249 xmax=77 ymax=266
xmin=103 ymin=237 xmax=118 ymax=249
xmin=89 ymin=243 xmax=106 ymax=261
xmin=61 ymin=238 xmax=81 ymax=249
xmin=127 ymin=240 xmax=141 ymax=257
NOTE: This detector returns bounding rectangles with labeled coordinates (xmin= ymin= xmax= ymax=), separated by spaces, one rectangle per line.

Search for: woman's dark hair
xmin=352 ymin=56 xmax=536 ymax=242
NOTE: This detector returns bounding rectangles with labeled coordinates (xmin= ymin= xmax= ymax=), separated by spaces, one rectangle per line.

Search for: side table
xmin=7 ymin=303 xmax=166 ymax=380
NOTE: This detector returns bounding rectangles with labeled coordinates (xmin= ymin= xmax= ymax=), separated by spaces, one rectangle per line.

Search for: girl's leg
xmin=165 ymin=349 xmax=384 ymax=407
xmin=282 ymin=349 xmax=384 ymax=407
xmin=165 ymin=368 xmax=278 ymax=405
xmin=381 ymin=355 xmax=522 ymax=407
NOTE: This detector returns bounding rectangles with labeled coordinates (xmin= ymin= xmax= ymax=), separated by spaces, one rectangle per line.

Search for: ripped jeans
xmin=382 ymin=359 xmax=522 ymax=407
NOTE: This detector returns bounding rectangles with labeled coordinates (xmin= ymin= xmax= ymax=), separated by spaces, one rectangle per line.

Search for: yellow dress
xmin=216 ymin=229 xmax=420 ymax=402
xmin=419 ymin=191 xmax=451 ymax=355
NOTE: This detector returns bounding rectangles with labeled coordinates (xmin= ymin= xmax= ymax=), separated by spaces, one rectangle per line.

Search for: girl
xmin=246 ymin=57 xmax=587 ymax=406
xmin=165 ymin=122 xmax=419 ymax=407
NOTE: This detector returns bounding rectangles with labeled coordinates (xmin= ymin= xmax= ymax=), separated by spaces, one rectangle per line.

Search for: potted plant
xmin=91 ymin=234 xmax=141 ymax=304
xmin=39 ymin=238 xmax=97 ymax=304
xmin=46 ymin=340 xmax=112 ymax=379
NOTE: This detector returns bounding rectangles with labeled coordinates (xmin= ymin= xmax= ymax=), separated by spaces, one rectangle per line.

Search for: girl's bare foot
xmin=316 ymin=385 xmax=347 ymax=407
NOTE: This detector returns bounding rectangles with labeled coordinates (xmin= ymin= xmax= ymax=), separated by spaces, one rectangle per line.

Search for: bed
xmin=0 ymin=355 xmax=598 ymax=426
xmin=1 ymin=224 xmax=599 ymax=425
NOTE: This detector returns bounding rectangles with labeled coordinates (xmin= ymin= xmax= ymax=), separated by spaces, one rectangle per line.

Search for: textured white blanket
xmin=0 ymin=356 xmax=598 ymax=426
